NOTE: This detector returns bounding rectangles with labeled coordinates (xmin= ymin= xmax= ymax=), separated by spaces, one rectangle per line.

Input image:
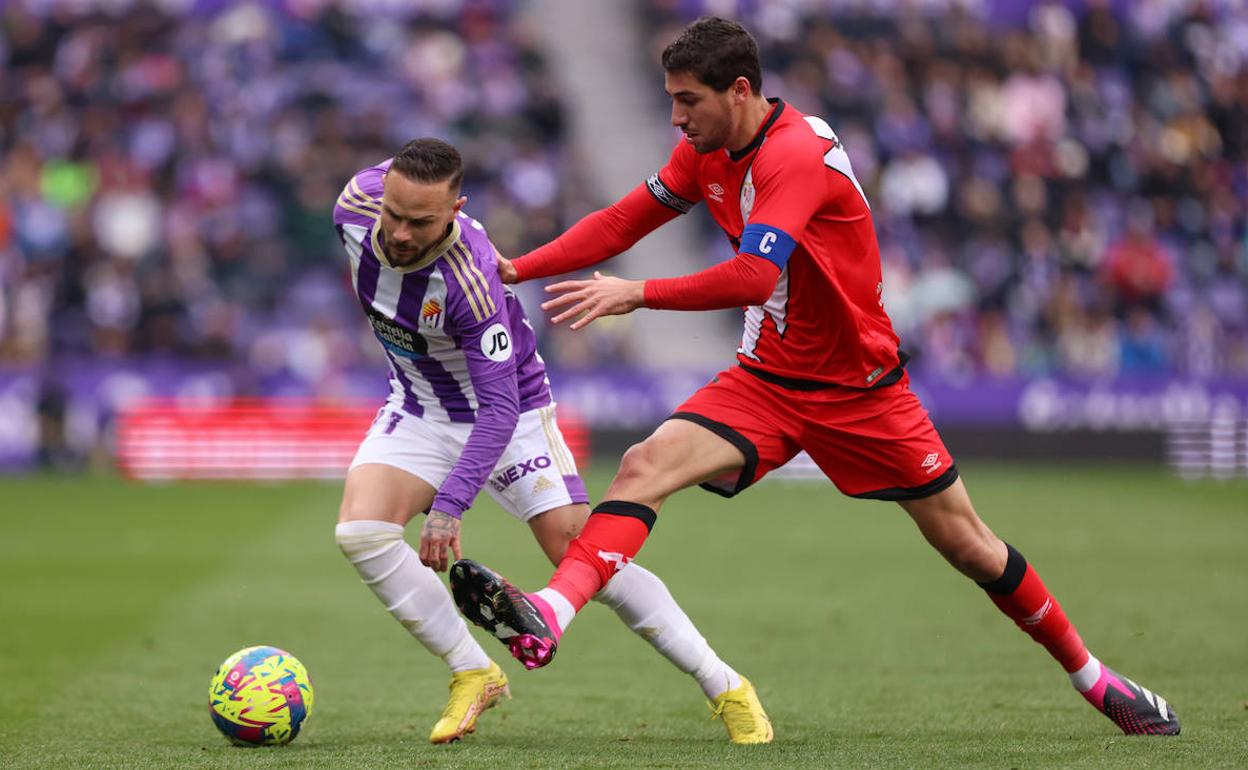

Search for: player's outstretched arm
xmin=510 ymin=183 xmax=682 ymax=283
xmin=541 ymin=254 xmax=780 ymax=329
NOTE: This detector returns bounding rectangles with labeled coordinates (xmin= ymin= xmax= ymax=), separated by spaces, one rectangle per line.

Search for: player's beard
xmin=689 ymin=114 xmax=732 ymax=154
xmin=386 ymin=241 xmax=422 ymax=267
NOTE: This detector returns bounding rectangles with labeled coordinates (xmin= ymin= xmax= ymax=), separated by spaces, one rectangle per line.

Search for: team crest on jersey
xmin=420 ymin=298 xmax=444 ymax=327
xmin=740 ymin=172 xmax=756 ymax=220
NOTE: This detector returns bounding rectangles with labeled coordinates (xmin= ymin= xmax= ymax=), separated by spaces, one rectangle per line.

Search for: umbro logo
xmin=707 ymin=183 xmax=725 ymax=202
xmin=921 ymin=452 xmax=943 ymax=474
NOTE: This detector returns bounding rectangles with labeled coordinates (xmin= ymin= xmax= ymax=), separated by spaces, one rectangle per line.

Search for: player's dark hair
xmin=390 ymin=138 xmax=464 ymax=190
xmin=661 ymin=16 xmax=762 ymax=94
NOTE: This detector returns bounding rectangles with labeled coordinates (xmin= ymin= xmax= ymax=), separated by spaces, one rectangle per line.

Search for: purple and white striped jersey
xmin=333 ymin=159 xmax=553 ymax=517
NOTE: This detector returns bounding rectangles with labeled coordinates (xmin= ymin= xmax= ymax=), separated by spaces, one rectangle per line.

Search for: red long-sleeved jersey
xmin=515 ymin=98 xmax=903 ymax=388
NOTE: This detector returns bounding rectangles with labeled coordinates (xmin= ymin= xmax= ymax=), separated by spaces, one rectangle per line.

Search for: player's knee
xmin=616 ymin=440 xmax=662 ymax=486
xmin=338 ymin=494 xmax=406 ymax=525
xmin=337 ymin=490 xmax=367 ymax=523
xmin=334 ymin=519 xmax=404 ymax=563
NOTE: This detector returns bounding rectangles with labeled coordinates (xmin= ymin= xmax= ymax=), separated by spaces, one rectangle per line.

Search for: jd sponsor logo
xmin=481 ymin=322 xmax=512 ymax=362
xmin=490 ymin=454 xmax=553 ymax=492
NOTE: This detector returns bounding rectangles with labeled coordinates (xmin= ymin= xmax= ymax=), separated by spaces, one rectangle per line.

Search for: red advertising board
xmin=117 ymin=400 xmax=589 ymax=481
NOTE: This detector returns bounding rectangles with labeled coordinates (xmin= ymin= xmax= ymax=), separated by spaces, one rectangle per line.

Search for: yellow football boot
xmin=428 ymin=661 xmax=510 ymax=744
xmin=709 ymin=676 xmax=774 ymax=744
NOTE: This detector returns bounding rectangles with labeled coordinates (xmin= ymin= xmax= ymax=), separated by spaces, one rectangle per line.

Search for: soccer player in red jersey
xmin=451 ymin=17 xmax=1179 ymax=737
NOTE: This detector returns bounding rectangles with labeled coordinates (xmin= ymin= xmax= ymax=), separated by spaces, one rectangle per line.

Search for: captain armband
xmin=739 ymin=223 xmax=797 ymax=269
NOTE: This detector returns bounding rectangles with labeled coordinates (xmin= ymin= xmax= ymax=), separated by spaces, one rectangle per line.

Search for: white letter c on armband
xmin=759 ymin=231 xmax=777 ymax=254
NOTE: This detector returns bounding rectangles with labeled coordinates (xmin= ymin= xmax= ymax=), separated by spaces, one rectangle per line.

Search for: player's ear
xmin=732 ymin=76 xmax=751 ymax=104
xmin=453 ymin=195 xmax=467 ymax=213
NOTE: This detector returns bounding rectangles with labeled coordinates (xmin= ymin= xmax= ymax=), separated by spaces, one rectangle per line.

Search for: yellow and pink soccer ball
xmin=208 ymin=645 xmax=314 ymax=746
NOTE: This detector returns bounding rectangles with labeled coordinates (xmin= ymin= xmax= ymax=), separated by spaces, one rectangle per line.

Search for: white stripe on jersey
xmin=422 ymin=333 xmax=480 ymax=412
xmin=739 ymin=266 xmax=790 ymax=362
xmin=341 ymin=223 xmax=367 ymax=294
xmin=420 ymin=267 xmax=479 ymax=412
xmin=372 ymin=265 xmax=403 ymax=317
xmin=804 ymin=115 xmax=871 ymax=209
xmin=390 ymin=355 xmax=451 ymax=422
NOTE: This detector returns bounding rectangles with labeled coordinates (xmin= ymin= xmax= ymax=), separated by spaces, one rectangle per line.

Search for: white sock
xmin=335 ymin=520 xmax=490 ymax=673
xmin=535 ymin=587 xmax=577 ymax=631
xmin=594 ymin=563 xmax=741 ymax=699
xmin=1069 ymin=654 xmax=1103 ymax=692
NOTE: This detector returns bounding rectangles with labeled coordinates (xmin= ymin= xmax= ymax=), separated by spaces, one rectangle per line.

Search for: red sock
xmin=547 ymin=501 xmax=657 ymax=610
xmin=979 ymin=544 xmax=1090 ymax=673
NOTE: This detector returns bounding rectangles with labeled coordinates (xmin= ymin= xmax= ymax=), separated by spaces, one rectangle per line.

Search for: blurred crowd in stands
xmin=2 ymin=0 xmax=1247 ymax=386
xmin=0 ymin=0 xmax=601 ymax=383
xmin=644 ymin=0 xmax=1248 ymax=381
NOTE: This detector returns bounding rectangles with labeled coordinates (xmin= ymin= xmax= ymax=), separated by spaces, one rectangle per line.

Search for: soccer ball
xmin=208 ymin=645 xmax=314 ymax=746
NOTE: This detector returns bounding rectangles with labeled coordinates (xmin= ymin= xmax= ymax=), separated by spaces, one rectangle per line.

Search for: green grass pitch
xmin=1 ymin=464 xmax=1245 ymax=769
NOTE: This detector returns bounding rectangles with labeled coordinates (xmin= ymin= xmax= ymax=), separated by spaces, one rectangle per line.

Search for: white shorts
xmin=349 ymin=402 xmax=589 ymax=522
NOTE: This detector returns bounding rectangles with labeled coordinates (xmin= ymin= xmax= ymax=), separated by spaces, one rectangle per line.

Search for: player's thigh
xmin=606 ymin=419 xmax=755 ymax=507
xmin=339 ymin=463 xmax=437 ymax=526
xmin=527 ymin=502 xmax=591 ymax=566
xmin=338 ymin=407 xmax=459 ymax=525
xmin=616 ymin=367 xmax=800 ymax=505
xmin=800 ymin=376 xmax=959 ymax=501
xmin=481 ymin=403 xmax=590 ymax=524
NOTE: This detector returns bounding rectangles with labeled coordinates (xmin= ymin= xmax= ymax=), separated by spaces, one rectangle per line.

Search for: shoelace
xmin=708 ymin=693 xmax=762 ymax=733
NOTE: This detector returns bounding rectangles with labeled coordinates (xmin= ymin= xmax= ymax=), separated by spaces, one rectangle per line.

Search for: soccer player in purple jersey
xmin=331 ymin=138 xmax=773 ymax=744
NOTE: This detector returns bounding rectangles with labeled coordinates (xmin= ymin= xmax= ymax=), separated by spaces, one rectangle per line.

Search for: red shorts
xmin=670 ymin=365 xmax=957 ymax=500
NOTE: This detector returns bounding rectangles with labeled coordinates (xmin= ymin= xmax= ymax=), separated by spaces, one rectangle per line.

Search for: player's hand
xmin=542 ymin=271 xmax=645 ymax=330
xmin=497 ymin=254 xmax=518 ymax=284
xmin=419 ymin=510 xmax=462 ymax=572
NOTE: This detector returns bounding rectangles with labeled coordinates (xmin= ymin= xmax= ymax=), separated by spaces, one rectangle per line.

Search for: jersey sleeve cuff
xmin=430 ymin=495 xmax=466 ymax=519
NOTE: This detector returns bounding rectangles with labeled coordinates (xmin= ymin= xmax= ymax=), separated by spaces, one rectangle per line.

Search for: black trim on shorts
xmin=738 ymin=349 xmax=910 ymax=392
xmin=665 ymin=411 xmax=759 ymax=498
xmin=850 ymin=463 xmax=959 ymax=502
xmin=977 ymin=543 xmax=1027 ymax=595
xmin=592 ymin=500 xmax=658 ymax=532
